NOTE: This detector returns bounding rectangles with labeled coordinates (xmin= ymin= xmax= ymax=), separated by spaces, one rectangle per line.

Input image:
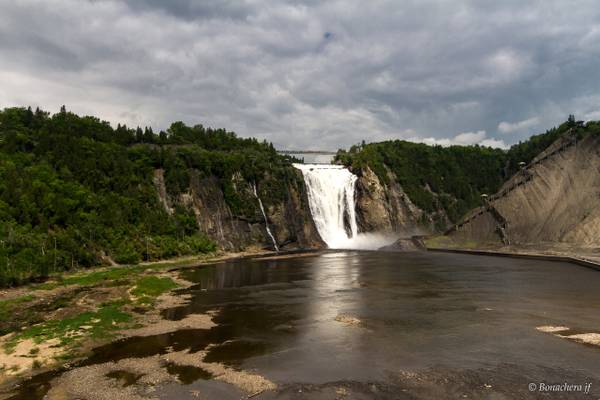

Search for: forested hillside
xmin=336 ymin=117 xmax=600 ymax=226
xmin=3 ymin=106 xmax=598 ymax=286
xmin=0 ymin=107 xmax=300 ymax=286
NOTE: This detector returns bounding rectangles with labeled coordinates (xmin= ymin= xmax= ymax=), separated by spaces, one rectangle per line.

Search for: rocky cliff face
xmin=448 ymin=133 xmax=600 ymax=248
xmin=153 ymin=168 xmax=324 ymax=251
xmin=353 ymin=166 xmax=430 ymax=235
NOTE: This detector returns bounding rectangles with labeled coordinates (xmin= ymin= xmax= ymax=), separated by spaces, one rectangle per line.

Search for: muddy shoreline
xmin=0 ymin=248 xmax=326 ymax=399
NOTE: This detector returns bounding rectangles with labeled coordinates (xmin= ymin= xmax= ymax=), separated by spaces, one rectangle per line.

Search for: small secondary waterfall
xmin=253 ymin=183 xmax=279 ymax=252
xmin=294 ymin=164 xmax=360 ymax=248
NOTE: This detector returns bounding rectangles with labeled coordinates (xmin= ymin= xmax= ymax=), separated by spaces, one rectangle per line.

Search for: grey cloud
xmin=122 ymin=0 xmax=255 ymax=21
xmin=1 ymin=0 xmax=600 ymax=150
xmin=498 ymin=117 xmax=540 ymax=134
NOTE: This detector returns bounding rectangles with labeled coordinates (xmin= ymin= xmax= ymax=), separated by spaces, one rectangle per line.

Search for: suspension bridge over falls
xmin=277 ymin=149 xmax=338 ymax=164
xmin=277 ymin=150 xmax=338 ymax=155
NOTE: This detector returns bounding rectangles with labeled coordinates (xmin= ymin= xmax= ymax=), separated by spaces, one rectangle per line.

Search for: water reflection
xmin=170 ymin=251 xmax=600 ymax=383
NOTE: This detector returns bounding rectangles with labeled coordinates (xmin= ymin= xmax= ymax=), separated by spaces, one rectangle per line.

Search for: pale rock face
xmin=451 ymin=134 xmax=600 ymax=248
xmin=354 ymin=166 xmax=393 ymax=232
xmin=354 ymin=166 xmax=426 ymax=236
xmin=153 ymin=169 xmax=174 ymax=215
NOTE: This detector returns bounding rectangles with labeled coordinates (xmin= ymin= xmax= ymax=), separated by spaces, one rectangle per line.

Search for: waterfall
xmin=253 ymin=183 xmax=279 ymax=252
xmin=293 ymin=164 xmax=360 ymax=248
xmin=294 ymin=163 xmax=397 ymax=250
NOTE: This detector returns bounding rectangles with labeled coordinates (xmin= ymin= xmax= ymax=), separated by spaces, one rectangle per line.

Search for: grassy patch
xmin=0 ymin=295 xmax=36 ymax=321
xmin=457 ymin=240 xmax=484 ymax=249
xmin=59 ymin=268 xmax=139 ymax=287
xmin=1 ymin=263 xmax=184 ymax=358
xmin=29 ymin=251 xmax=220 ymax=292
xmin=131 ymin=276 xmax=178 ymax=304
xmin=424 ymin=235 xmax=458 ymax=249
xmin=4 ymin=301 xmax=132 ymax=353
xmin=32 ymin=266 xmax=145 ymax=290
xmin=32 ymin=281 xmax=62 ymax=291
xmin=424 ymin=235 xmax=484 ymax=250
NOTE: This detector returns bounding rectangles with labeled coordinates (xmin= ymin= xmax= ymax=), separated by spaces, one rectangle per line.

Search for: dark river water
xmin=8 ymin=251 xmax=600 ymax=399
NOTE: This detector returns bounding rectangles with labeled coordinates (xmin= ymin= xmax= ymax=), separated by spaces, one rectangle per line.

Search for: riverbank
xmin=0 ymin=248 xmax=280 ymax=301
xmin=0 ymin=247 xmax=304 ymax=390
xmin=424 ymin=236 xmax=600 ymax=271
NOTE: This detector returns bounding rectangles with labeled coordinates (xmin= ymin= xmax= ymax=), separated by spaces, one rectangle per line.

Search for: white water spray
xmin=253 ymin=183 xmax=279 ymax=252
xmin=294 ymin=164 xmax=394 ymax=250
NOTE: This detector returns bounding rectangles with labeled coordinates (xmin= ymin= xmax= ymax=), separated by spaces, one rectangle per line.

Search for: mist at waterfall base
xmin=294 ymin=164 xmax=397 ymax=250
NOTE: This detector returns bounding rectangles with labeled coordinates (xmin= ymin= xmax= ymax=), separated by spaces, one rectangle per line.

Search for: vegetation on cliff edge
xmin=0 ymin=106 xmax=299 ymax=286
xmin=336 ymin=117 xmax=599 ymax=226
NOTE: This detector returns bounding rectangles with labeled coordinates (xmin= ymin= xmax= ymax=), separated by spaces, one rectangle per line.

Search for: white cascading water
xmin=294 ymin=164 xmax=393 ymax=250
xmin=253 ymin=183 xmax=279 ymax=252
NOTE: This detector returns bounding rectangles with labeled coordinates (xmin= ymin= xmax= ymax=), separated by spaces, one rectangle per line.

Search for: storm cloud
xmin=1 ymin=0 xmax=600 ymax=150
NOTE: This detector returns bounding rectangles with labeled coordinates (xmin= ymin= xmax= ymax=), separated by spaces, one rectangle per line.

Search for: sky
xmin=1 ymin=1 xmax=600 ymax=151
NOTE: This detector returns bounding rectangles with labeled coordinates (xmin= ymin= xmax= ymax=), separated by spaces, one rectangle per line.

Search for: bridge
xmin=277 ymin=149 xmax=337 ymax=155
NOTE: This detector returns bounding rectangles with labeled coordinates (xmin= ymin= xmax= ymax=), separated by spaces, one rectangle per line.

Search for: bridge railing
xmin=277 ymin=150 xmax=338 ymax=155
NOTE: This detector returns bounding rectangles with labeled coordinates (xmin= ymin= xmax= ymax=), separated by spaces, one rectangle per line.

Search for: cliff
xmin=338 ymin=119 xmax=600 ymax=242
xmin=353 ymin=166 xmax=432 ymax=235
xmin=153 ymin=167 xmax=324 ymax=252
xmin=336 ymin=139 xmax=509 ymax=231
xmin=447 ymin=132 xmax=600 ymax=248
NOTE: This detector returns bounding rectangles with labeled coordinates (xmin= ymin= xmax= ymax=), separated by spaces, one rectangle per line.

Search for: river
xmin=10 ymin=250 xmax=600 ymax=399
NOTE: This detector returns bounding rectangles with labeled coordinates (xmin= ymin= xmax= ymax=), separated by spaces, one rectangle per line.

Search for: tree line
xmin=335 ymin=117 xmax=599 ymax=229
xmin=0 ymin=106 xmax=299 ymax=286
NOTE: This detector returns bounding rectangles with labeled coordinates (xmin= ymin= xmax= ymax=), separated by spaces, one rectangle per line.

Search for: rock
xmin=354 ymin=166 xmax=430 ymax=235
xmin=450 ymin=134 xmax=600 ymax=248
xmin=378 ymin=237 xmax=426 ymax=252
xmin=335 ymin=315 xmax=361 ymax=326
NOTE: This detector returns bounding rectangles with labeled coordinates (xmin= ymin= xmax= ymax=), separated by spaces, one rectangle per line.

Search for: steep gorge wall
xmin=153 ymin=168 xmax=324 ymax=251
xmin=449 ymin=134 xmax=600 ymax=248
xmin=353 ymin=166 xmax=431 ymax=235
